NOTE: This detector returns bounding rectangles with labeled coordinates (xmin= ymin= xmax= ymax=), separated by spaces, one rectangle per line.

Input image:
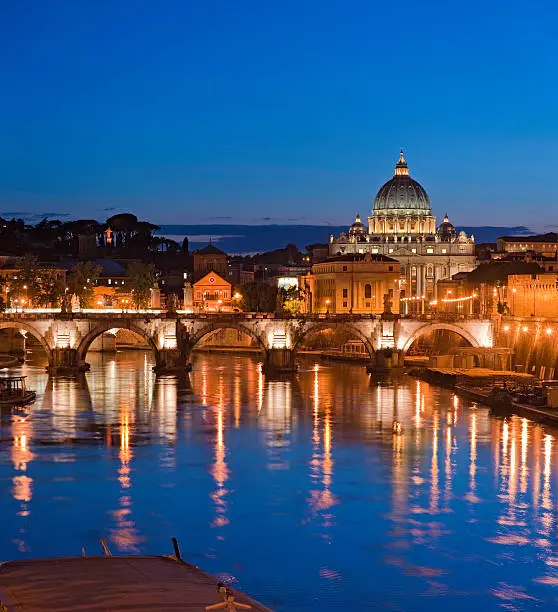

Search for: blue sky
xmin=0 ymin=0 xmax=557 ymax=228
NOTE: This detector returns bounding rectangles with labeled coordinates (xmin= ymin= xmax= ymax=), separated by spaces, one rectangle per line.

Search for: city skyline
xmin=1 ymin=1 xmax=557 ymax=229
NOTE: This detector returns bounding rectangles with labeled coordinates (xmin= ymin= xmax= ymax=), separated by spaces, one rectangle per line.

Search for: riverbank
xmin=411 ymin=366 xmax=558 ymax=426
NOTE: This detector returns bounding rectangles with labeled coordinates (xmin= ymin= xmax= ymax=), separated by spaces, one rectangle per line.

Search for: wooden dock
xmin=0 ymin=555 xmax=273 ymax=611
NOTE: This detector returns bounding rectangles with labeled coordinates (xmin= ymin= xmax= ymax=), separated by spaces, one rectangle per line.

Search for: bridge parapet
xmin=0 ymin=312 xmax=495 ymax=375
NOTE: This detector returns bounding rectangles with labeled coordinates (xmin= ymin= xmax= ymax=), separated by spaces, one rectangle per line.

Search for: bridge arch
xmin=293 ymin=322 xmax=375 ymax=359
xmin=76 ymin=321 xmax=159 ymax=363
xmin=187 ymin=321 xmax=267 ymax=353
xmin=0 ymin=321 xmax=52 ymax=354
xmin=400 ymin=322 xmax=480 ymax=354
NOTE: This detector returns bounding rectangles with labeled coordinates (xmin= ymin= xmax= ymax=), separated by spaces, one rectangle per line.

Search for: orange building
xmin=193 ymin=271 xmax=233 ymax=312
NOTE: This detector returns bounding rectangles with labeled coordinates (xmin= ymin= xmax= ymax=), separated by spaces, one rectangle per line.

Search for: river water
xmin=1 ymin=350 xmax=558 ymax=610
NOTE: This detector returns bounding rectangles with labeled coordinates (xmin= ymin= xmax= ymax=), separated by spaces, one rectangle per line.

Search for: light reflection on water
xmin=0 ymin=351 xmax=558 ymax=609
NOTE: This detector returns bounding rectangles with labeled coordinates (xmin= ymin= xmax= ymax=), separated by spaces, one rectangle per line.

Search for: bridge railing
xmin=400 ymin=313 xmax=489 ymax=322
xmin=0 ymin=310 xmax=380 ymax=322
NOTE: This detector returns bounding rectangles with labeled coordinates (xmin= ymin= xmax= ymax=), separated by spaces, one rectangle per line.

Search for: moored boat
xmin=0 ymin=376 xmax=36 ymax=406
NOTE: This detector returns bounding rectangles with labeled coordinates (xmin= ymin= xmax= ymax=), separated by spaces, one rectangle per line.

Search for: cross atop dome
xmin=394 ymin=150 xmax=409 ymax=176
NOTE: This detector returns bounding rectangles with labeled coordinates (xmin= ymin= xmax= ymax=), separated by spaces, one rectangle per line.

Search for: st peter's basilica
xmin=329 ymin=151 xmax=476 ymax=304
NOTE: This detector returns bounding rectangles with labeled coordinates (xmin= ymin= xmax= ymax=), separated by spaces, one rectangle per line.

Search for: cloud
xmin=0 ymin=211 xmax=72 ymax=220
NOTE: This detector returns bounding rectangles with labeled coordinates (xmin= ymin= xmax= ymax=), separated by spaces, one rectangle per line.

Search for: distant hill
xmin=156 ymin=224 xmax=531 ymax=254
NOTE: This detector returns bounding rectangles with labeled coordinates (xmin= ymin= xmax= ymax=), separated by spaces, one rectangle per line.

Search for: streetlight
xmin=217 ymin=298 xmax=223 ymax=313
xmin=325 ymin=298 xmax=331 ymax=315
xmin=23 ymin=284 xmax=28 ymax=306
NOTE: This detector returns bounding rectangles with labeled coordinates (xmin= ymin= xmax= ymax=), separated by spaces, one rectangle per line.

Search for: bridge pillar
xmin=264 ymin=348 xmax=297 ymax=375
xmin=47 ymin=348 xmax=90 ymax=375
xmin=366 ymin=348 xmax=404 ymax=374
xmin=153 ymin=348 xmax=191 ymax=375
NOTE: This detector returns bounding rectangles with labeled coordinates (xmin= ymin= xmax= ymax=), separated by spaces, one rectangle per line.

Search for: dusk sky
xmin=1 ymin=0 xmax=557 ymax=229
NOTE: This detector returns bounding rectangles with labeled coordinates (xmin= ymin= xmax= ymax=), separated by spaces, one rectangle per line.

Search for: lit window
xmin=371 ymin=248 xmax=378 ymax=254
xmin=411 ymin=248 xmax=417 ymax=253
xmin=426 ymin=248 xmax=433 ymax=254
xmin=441 ymin=248 xmax=447 ymax=254
xmin=108 ymin=279 xmax=111 ymax=285
xmin=389 ymin=248 xmax=394 ymax=253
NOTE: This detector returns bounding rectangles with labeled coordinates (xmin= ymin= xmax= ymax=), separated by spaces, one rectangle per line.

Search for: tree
xmin=240 ymin=281 xmax=278 ymax=312
xmin=126 ymin=261 xmax=157 ymax=309
xmin=279 ymin=286 xmax=304 ymax=314
xmin=68 ymin=261 xmax=101 ymax=308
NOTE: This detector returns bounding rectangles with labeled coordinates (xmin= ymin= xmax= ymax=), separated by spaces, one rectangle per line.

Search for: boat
xmin=0 ymin=354 xmax=21 ymax=368
xmin=0 ymin=376 xmax=36 ymax=406
xmin=0 ymin=539 xmax=273 ymax=611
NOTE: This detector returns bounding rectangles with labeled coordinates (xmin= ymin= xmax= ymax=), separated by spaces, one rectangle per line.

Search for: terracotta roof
xmin=0 ymin=556 xmax=272 ymax=612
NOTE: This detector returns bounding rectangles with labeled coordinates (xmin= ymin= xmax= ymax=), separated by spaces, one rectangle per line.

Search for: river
xmin=1 ymin=350 xmax=557 ymax=610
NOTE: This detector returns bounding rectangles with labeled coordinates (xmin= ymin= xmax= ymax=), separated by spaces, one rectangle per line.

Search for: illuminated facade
xmin=329 ymin=152 xmax=476 ymax=304
xmin=193 ymin=271 xmax=232 ymax=312
xmin=301 ymin=253 xmax=400 ymax=315
xmin=507 ymin=273 xmax=558 ymax=318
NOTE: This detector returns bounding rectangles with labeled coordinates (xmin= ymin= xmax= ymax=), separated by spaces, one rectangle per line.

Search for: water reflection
xmin=1 ymin=352 xmax=558 ymax=608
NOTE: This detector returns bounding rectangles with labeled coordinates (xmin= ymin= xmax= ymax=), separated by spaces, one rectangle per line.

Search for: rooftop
xmin=195 ymin=243 xmax=227 ymax=256
xmin=318 ymin=253 xmax=399 ymax=264
xmin=499 ymin=232 xmax=558 ymax=243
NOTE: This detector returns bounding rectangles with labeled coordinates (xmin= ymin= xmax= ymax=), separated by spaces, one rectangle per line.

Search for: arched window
xmin=364 ymin=284 xmax=372 ymax=299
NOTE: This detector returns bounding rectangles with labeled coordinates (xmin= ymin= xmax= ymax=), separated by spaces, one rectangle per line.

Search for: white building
xmin=329 ymin=152 xmax=476 ymax=307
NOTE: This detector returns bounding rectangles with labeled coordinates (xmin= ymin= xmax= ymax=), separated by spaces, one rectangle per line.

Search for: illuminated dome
xmin=372 ymin=151 xmax=431 ymax=215
xmin=348 ymin=214 xmax=367 ymax=236
xmin=436 ymin=214 xmax=457 ymax=242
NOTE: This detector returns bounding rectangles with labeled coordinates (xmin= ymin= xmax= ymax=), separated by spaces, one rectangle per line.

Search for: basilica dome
xmin=372 ymin=152 xmax=431 ymax=215
xmin=436 ymin=214 xmax=457 ymax=242
xmin=348 ymin=214 xmax=367 ymax=236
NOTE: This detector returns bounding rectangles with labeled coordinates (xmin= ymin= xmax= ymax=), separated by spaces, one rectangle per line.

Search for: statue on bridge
xmin=381 ymin=292 xmax=394 ymax=320
xmin=167 ymin=293 xmax=179 ymax=314
xmin=60 ymin=292 xmax=72 ymax=314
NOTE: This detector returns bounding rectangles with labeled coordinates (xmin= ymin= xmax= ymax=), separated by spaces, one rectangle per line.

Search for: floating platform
xmin=0 ymin=555 xmax=273 ymax=611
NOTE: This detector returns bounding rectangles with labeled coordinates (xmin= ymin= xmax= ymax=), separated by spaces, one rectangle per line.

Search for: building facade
xmin=302 ymin=253 xmax=400 ymax=315
xmin=497 ymin=233 xmax=558 ymax=257
xmin=192 ymin=271 xmax=233 ymax=312
xmin=329 ymin=152 xmax=476 ymax=308
xmin=507 ymin=273 xmax=558 ymax=318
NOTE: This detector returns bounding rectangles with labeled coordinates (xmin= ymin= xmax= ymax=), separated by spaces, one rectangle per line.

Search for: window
xmin=342 ymin=266 xmax=347 ymax=271
xmin=343 ymin=301 xmax=348 ymax=308
xmin=389 ymin=248 xmax=394 ymax=253
xmin=342 ymin=288 xmax=348 ymax=298
xmin=364 ymin=284 xmax=372 ymax=298
xmin=388 ymin=266 xmax=393 ymax=271
xmin=441 ymin=248 xmax=447 ymax=254
xmin=365 ymin=301 xmax=371 ymax=308
xmin=411 ymin=248 xmax=417 ymax=253
xmin=371 ymin=248 xmax=379 ymax=254
xmin=426 ymin=248 xmax=434 ymax=254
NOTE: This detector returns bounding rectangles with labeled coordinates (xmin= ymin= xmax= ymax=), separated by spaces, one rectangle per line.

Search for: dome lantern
xmin=394 ymin=150 xmax=409 ymax=176
xmin=372 ymin=151 xmax=432 ymax=216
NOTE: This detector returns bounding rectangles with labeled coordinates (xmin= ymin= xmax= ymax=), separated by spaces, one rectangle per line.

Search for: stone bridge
xmin=0 ymin=312 xmax=494 ymax=374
